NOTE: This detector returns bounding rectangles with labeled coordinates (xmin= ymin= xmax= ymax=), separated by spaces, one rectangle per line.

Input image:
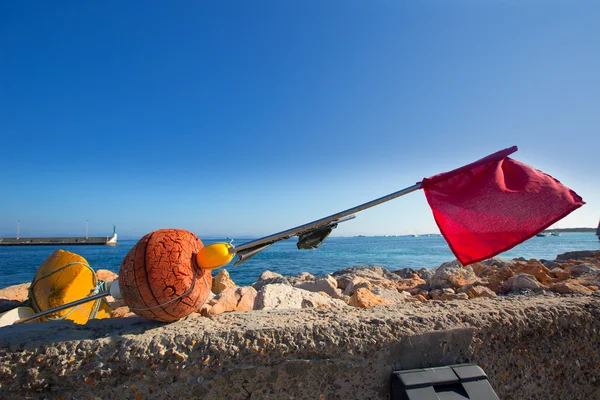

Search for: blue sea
xmin=1 ymin=233 xmax=598 ymax=289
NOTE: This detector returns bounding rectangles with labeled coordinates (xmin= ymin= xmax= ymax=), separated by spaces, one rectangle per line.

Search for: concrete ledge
xmin=1 ymin=295 xmax=599 ymax=399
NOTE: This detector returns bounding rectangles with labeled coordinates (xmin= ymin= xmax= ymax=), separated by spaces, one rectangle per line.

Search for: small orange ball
xmin=119 ymin=229 xmax=212 ymax=322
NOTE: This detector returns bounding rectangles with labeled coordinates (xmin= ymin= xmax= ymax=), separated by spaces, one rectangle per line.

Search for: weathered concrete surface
xmin=0 ymin=294 xmax=599 ymax=399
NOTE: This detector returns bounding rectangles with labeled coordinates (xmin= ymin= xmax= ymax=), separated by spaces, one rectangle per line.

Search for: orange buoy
xmin=119 ymin=229 xmax=212 ymax=322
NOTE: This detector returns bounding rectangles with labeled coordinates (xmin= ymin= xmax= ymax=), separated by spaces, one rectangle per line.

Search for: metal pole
xmin=16 ymin=221 xmax=20 ymax=240
xmin=234 ymin=182 xmax=422 ymax=253
xmin=16 ymin=290 xmax=110 ymax=324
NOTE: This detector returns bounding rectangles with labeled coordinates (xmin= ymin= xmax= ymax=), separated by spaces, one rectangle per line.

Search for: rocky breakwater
xmin=0 ymin=251 xmax=599 ymax=399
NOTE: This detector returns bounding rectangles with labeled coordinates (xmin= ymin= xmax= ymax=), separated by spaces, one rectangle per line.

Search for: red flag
xmin=421 ymin=146 xmax=585 ymax=265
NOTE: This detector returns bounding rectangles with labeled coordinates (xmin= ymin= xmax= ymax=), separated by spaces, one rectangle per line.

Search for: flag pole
xmin=233 ymin=182 xmax=423 ymax=254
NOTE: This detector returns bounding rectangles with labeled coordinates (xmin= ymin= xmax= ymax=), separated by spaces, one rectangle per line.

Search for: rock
xmin=501 ymin=273 xmax=546 ymax=293
xmin=198 ymin=303 xmax=212 ymax=316
xmin=370 ymin=288 xmax=412 ymax=304
xmin=236 ymin=287 xmax=257 ymax=311
xmin=556 ymin=250 xmax=600 ymax=261
xmin=343 ymin=277 xmax=371 ymax=296
xmin=111 ymin=306 xmax=136 ymax=318
xmin=470 ymin=263 xmax=494 ymax=278
xmin=429 ymin=289 xmax=443 ymax=300
xmin=482 ymin=258 xmax=516 ymax=269
xmin=484 ymin=267 xmax=516 ymax=293
xmin=96 ymin=269 xmax=118 ymax=282
xmin=466 ymin=286 xmax=497 ymax=299
xmin=387 ymin=277 xmax=427 ymax=292
xmin=259 ymin=270 xmax=284 ymax=281
xmin=511 ymin=260 xmax=555 ymax=284
xmin=442 ymin=288 xmax=455 ymax=295
xmin=0 ymin=283 xmax=30 ymax=302
xmin=332 ymin=266 xmax=397 ymax=290
xmin=391 ymin=268 xmax=416 ymax=279
xmin=413 ymin=294 xmax=428 ymax=303
xmin=252 ymin=277 xmax=291 ymax=292
xmin=254 ymin=284 xmax=346 ymax=310
xmin=417 ymin=268 xmax=434 ymax=281
xmin=440 ymin=293 xmax=469 ymax=301
xmin=212 ymin=269 xmax=236 ymax=294
xmin=540 ymin=259 xmax=558 ymax=269
xmin=294 ymin=275 xmax=342 ymax=299
xmin=429 ymin=261 xmax=478 ymax=290
xmin=348 ymin=288 xmax=393 ymax=308
xmin=564 ymin=264 xmax=600 ymax=277
xmin=208 ymin=287 xmax=239 ymax=315
xmin=552 ymin=267 xmax=571 ymax=280
xmin=549 ymin=282 xmax=594 ymax=295
xmin=296 ymin=272 xmax=315 ymax=281
xmin=208 ymin=287 xmax=258 ymax=315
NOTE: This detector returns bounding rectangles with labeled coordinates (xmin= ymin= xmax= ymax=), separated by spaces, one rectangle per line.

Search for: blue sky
xmin=1 ymin=1 xmax=598 ymax=239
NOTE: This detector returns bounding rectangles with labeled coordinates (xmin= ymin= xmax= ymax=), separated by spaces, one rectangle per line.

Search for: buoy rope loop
xmin=29 ymin=261 xmax=103 ymax=321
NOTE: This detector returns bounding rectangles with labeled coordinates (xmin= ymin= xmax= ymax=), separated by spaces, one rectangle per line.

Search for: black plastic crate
xmin=390 ymin=364 xmax=499 ymax=400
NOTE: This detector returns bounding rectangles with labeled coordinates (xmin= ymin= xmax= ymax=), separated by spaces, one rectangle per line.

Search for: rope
xmin=29 ymin=261 xmax=105 ymax=321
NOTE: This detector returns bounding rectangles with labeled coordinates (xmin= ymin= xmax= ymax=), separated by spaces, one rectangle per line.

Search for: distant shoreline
xmin=543 ymin=227 xmax=596 ymax=233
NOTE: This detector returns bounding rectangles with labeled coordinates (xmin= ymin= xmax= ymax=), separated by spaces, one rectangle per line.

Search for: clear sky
xmin=1 ymin=1 xmax=598 ymax=239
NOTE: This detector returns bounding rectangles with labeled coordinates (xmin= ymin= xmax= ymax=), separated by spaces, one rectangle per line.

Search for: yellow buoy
xmin=29 ymin=250 xmax=112 ymax=324
xmin=195 ymin=242 xmax=235 ymax=270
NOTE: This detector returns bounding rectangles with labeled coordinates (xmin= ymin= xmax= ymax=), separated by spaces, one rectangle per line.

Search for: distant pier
xmin=0 ymin=229 xmax=118 ymax=246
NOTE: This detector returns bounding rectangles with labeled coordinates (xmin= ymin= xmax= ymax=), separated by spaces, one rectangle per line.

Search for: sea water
xmin=0 ymin=233 xmax=598 ymax=289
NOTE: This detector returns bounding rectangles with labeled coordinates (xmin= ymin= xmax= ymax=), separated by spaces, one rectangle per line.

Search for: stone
xmin=484 ymin=267 xmax=516 ymax=293
xmin=391 ymin=268 xmax=416 ymax=279
xmin=552 ymin=267 xmax=571 ymax=281
xmin=501 ymin=273 xmax=546 ymax=293
xmin=429 ymin=261 xmax=478 ymax=290
xmin=348 ymin=288 xmax=393 ymax=308
xmin=294 ymin=275 xmax=342 ymax=299
xmin=482 ymin=258 xmax=516 ymax=269
xmin=208 ymin=287 xmax=239 ymax=316
xmin=470 ymin=263 xmax=494 ymax=278
xmin=556 ymin=250 xmax=600 ymax=261
xmin=332 ymin=265 xmax=397 ymax=289
xmin=342 ymin=277 xmax=372 ymax=296
xmin=296 ymin=272 xmax=315 ymax=281
xmin=254 ymin=284 xmax=346 ymax=310
xmin=442 ymin=288 xmax=455 ymax=295
xmin=253 ymin=277 xmax=290 ymax=292
xmin=413 ymin=294 xmax=428 ymax=303
xmin=540 ymin=259 xmax=558 ymax=269
xmin=429 ymin=289 xmax=443 ymax=300
xmin=370 ymin=288 xmax=412 ymax=304
xmin=111 ymin=306 xmax=136 ymax=318
xmin=236 ymin=287 xmax=257 ymax=311
xmin=549 ymin=282 xmax=594 ymax=296
xmin=259 ymin=270 xmax=284 ymax=281
xmin=208 ymin=286 xmax=258 ymax=315
xmin=0 ymin=283 xmax=30 ymax=302
xmin=198 ymin=303 xmax=212 ymax=316
xmin=417 ymin=268 xmax=434 ymax=281
xmin=511 ymin=260 xmax=556 ymax=284
xmin=466 ymin=286 xmax=497 ymax=299
xmin=96 ymin=269 xmax=118 ymax=282
xmin=387 ymin=277 xmax=427 ymax=292
xmin=564 ymin=264 xmax=600 ymax=277
xmin=440 ymin=293 xmax=469 ymax=301
xmin=212 ymin=269 xmax=236 ymax=294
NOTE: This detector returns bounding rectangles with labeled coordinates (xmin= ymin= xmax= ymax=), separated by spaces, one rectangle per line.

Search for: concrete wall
xmin=0 ymin=294 xmax=598 ymax=399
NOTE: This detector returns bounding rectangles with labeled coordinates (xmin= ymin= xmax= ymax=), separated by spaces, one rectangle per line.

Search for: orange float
xmin=119 ymin=229 xmax=212 ymax=322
